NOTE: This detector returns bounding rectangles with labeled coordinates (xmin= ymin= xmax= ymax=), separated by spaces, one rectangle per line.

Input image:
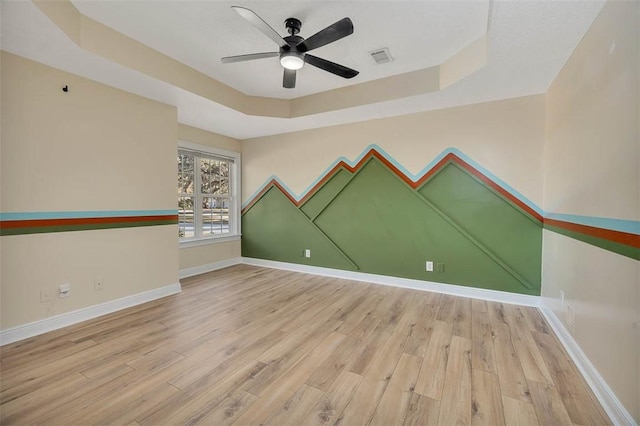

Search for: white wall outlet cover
xmin=58 ymin=283 xmax=71 ymax=298
xmin=304 ymin=249 xmax=311 ymax=258
xmin=426 ymin=261 xmax=434 ymax=272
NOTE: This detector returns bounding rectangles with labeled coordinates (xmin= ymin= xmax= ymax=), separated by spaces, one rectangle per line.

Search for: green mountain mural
xmin=242 ymin=153 xmax=543 ymax=295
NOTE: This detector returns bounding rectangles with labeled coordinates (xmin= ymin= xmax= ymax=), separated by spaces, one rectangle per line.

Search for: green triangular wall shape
xmin=242 ymin=187 xmax=357 ymax=270
xmin=419 ymin=163 xmax=542 ymax=286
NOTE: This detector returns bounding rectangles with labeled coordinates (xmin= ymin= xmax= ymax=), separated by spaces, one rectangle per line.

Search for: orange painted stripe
xmin=452 ymin=157 xmax=544 ymax=222
xmin=0 ymin=215 xmax=177 ymax=229
xmin=544 ymin=218 xmax=640 ymax=248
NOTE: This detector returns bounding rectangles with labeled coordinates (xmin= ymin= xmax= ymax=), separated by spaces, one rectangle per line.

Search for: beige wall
xmin=243 ymin=94 xmax=546 ymax=208
xmin=177 ymin=124 xmax=242 ymax=271
xmin=178 ymin=123 xmax=241 ymax=153
xmin=1 ymin=52 xmax=178 ymax=329
xmin=542 ymin=0 xmax=639 ymax=421
xmin=179 ymin=240 xmax=241 ymax=271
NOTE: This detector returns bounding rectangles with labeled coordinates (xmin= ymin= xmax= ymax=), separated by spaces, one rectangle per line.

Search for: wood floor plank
xmin=231 ymin=330 xmax=348 ymax=425
xmin=160 ymin=360 xmax=267 ymax=425
xmin=436 ymin=294 xmax=457 ymax=323
xmin=344 ymin=320 xmax=393 ymax=375
xmin=471 ymin=305 xmax=496 ymax=374
xmin=452 ymin=297 xmax=472 ymax=339
xmin=73 ymin=382 xmax=180 ymax=425
xmin=414 ymin=320 xmax=453 ymax=400
xmin=0 ymin=265 xmax=610 ymax=426
xmin=487 ymin=301 xmax=508 ymax=326
xmin=492 ymin=321 xmax=532 ymax=403
xmin=30 ymin=367 xmax=142 ymax=424
xmin=335 ymin=375 xmax=387 ymax=426
xmin=532 ymin=331 xmax=611 ymax=425
xmin=506 ymin=314 xmax=553 ymax=384
xmin=302 ymin=370 xmax=362 ymax=426
xmin=0 ymin=372 xmax=89 ymax=423
xmin=370 ymin=353 xmax=422 ymax=426
xmin=471 ymin=369 xmax=505 ymax=426
xmin=175 ymin=330 xmax=285 ymax=392
xmin=528 ymin=379 xmax=573 ymax=426
xmin=404 ymin=304 xmax=438 ymax=357
xmin=194 ymin=389 xmax=258 ymax=426
xmin=361 ymin=330 xmax=408 ymax=380
xmin=403 ymin=393 xmax=440 ymax=426
xmin=263 ymin=385 xmax=324 ymax=426
xmin=245 ymin=327 xmax=343 ymax=397
xmin=437 ymin=335 xmax=472 ymax=426
xmin=404 ymin=323 xmax=434 ymax=358
xmin=305 ymin=335 xmax=361 ymax=391
xmin=521 ymin=306 xmax=550 ymax=334
xmin=502 ymin=396 xmax=540 ymax=426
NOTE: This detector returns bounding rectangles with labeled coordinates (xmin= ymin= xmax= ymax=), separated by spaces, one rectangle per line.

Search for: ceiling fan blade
xmin=305 ymin=55 xmax=359 ymax=79
xmin=231 ymin=6 xmax=287 ymax=48
xmin=297 ymin=17 xmax=353 ymax=53
xmin=283 ymin=68 xmax=296 ymax=89
xmin=221 ymin=52 xmax=279 ymax=64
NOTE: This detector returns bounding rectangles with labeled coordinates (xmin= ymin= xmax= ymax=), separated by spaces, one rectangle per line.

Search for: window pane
xmin=201 ymin=197 xmax=230 ymax=235
xmin=216 ymin=178 xmax=229 ymax=196
xmin=219 ymin=161 xmax=230 ymax=178
xmin=178 ymin=197 xmax=195 ymax=238
xmin=178 ymin=153 xmax=194 ymax=194
xmin=201 ymin=159 xmax=222 ymax=195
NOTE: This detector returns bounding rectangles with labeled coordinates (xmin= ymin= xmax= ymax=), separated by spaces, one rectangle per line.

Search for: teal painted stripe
xmin=241 ymin=145 xmax=545 ymax=217
xmin=545 ymin=213 xmax=639 ymax=235
xmin=0 ymin=210 xmax=178 ymax=221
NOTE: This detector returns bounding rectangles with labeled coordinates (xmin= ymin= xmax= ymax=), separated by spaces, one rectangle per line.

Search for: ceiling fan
xmin=221 ymin=6 xmax=359 ymax=89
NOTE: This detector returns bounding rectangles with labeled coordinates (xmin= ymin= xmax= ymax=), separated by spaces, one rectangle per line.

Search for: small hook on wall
xmin=62 ymin=85 xmax=69 ymax=93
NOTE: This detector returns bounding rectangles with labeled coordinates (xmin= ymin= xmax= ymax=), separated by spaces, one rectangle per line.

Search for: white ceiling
xmin=72 ymin=0 xmax=491 ymax=99
xmin=1 ymin=0 xmax=605 ymax=139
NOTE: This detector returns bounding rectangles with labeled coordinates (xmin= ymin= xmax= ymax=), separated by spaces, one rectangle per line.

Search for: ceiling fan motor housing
xmin=285 ymin=18 xmax=301 ymax=35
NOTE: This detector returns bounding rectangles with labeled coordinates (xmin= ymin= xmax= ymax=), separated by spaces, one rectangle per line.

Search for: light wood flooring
xmin=1 ymin=265 xmax=610 ymax=425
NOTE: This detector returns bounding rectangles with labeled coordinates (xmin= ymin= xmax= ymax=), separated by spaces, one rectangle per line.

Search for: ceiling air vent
xmin=369 ymin=48 xmax=393 ymax=64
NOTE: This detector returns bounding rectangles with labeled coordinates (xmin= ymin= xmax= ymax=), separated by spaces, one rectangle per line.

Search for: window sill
xmin=179 ymin=234 xmax=241 ymax=249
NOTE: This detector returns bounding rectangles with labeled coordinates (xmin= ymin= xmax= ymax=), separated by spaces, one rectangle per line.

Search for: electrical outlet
xmin=425 ymin=261 xmax=434 ymax=272
xmin=436 ymin=263 xmax=445 ymax=272
xmin=565 ymin=304 xmax=575 ymax=334
xmin=58 ymin=283 xmax=71 ymax=298
xmin=304 ymin=249 xmax=311 ymax=258
xmin=40 ymin=289 xmax=52 ymax=303
xmin=560 ymin=290 xmax=565 ymax=308
xmin=94 ymin=277 xmax=104 ymax=291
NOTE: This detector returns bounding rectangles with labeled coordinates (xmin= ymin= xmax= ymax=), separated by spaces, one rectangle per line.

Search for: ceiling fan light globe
xmin=280 ymin=53 xmax=304 ymax=70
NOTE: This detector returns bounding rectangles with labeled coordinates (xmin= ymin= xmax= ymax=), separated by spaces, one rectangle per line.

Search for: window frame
xmin=178 ymin=141 xmax=241 ymax=247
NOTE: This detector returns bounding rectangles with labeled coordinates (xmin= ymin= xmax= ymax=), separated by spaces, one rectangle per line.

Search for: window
xmin=178 ymin=142 xmax=240 ymax=244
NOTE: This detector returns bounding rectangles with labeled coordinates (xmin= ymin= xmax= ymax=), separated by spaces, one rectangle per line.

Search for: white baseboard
xmin=179 ymin=257 xmax=242 ymax=279
xmin=539 ymin=305 xmax=636 ymax=426
xmin=241 ymin=257 xmax=540 ymax=307
xmin=0 ymin=283 xmax=182 ymax=346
